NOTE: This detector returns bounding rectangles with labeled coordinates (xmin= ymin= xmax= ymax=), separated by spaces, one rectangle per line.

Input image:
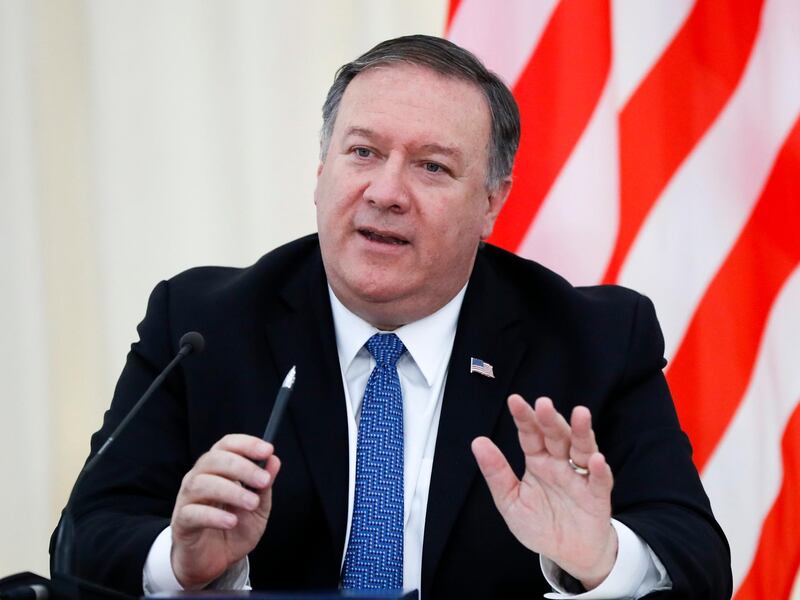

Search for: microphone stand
xmin=53 ymin=332 xmax=204 ymax=575
xmin=1 ymin=332 xmax=205 ymax=600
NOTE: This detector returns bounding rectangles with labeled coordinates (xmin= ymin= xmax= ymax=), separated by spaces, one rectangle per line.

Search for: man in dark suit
xmin=61 ymin=36 xmax=732 ymax=599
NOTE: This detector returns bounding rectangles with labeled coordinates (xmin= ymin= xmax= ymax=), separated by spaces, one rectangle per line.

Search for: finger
xmin=532 ymin=397 xmax=571 ymax=459
xmin=194 ymin=448 xmax=273 ymax=490
xmin=506 ymin=394 xmax=545 ymax=455
xmin=471 ymin=436 xmax=519 ymax=514
xmin=179 ymin=472 xmax=261 ymax=512
xmin=264 ymin=453 xmax=281 ymax=480
xmin=568 ymin=406 xmax=598 ymax=469
xmin=211 ymin=434 xmax=273 ymax=462
xmin=173 ymin=503 xmax=238 ymax=532
xmin=256 ymin=455 xmax=282 ymax=514
xmin=587 ymin=452 xmax=614 ymax=500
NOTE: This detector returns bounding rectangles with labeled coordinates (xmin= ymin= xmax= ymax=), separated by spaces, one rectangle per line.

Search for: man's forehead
xmin=332 ymin=63 xmax=492 ymax=154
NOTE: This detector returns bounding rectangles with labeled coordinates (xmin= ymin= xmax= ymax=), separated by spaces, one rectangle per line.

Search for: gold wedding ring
xmin=568 ymin=458 xmax=589 ymax=476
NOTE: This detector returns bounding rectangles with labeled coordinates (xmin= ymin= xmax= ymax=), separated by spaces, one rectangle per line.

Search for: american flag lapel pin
xmin=470 ymin=357 xmax=495 ymax=379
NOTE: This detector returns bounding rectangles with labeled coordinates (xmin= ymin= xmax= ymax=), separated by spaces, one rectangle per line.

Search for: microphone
xmin=51 ymin=331 xmax=206 ymax=577
xmin=178 ymin=331 xmax=205 ymax=356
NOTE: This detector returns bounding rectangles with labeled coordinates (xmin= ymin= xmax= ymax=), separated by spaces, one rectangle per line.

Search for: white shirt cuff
xmin=142 ymin=526 xmax=251 ymax=595
xmin=541 ymin=519 xmax=671 ymax=599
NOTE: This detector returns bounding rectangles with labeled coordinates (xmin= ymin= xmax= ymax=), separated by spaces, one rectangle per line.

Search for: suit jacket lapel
xmin=262 ymin=249 xmax=349 ymax=556
xmin=421 ymin=250 xmax=530 ymax=593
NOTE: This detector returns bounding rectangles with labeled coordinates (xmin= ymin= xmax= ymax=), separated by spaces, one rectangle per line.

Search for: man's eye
xmin=354 ymin=147 xmax=372 ymax=158
xmin=424 ymin=162 xmax=443 ymax=173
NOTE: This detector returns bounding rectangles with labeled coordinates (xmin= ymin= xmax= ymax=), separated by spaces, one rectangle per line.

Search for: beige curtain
xmin=0 ymin=0 xmax=446 ymax=575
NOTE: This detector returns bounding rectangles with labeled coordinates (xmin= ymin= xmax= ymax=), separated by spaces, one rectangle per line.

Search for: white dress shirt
xmin=143 ymin=284 xmax=670 ymax=598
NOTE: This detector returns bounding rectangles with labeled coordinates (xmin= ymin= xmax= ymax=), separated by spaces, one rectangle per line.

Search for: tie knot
xmin=366 ymin=333 xmax=405 ymax=367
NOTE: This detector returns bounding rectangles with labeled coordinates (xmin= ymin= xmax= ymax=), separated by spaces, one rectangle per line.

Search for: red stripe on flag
xmin=732 ymin=400 xmax=800 ymax=599
xmin=445 ymin=0 xmax=463 ymax=33
xmin=667 ymin=115 xmax=800 ymax=472
xmin=487 ymin=0 xmax=611 ymax=252
xmin=603 ymin=0 xmax=765 ymax=284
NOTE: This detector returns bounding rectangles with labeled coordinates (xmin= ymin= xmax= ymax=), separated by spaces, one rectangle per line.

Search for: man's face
xmin=314 ymin=64 xmax=510 ymax=328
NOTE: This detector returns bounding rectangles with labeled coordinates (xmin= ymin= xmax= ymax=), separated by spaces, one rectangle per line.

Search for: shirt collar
xmin=328 ymin=285 xmax=467 ymax=386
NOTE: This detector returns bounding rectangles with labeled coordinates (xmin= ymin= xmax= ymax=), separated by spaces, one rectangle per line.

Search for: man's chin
xmin=349 ymin=281 xmax=412 ymax=305
xmin=331 ymin=277 xmax=418 ymax=324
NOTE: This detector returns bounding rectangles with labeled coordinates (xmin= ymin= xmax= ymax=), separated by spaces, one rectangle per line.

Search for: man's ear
xmin=481 ymin=178 xmax=512 ymax=240
xmin=313 ymin=162 xmax=325 ymax=207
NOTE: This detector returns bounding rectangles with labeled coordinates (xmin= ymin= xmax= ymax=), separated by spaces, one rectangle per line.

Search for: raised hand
xmin=472 ymin=395 xmax=617 ymax=590
xmin=170 ymin=434 xmax=281 ymax=590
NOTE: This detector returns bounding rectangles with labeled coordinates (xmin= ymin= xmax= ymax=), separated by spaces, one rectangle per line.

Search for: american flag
xmin=470 ymin=357 xmax=495 ymax=379
xmin=447 ymin=1 xmax=800 ymax=598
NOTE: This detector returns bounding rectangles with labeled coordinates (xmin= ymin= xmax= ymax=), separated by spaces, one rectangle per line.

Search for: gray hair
xmin=320 ymin=35 xmax=520 ymax=191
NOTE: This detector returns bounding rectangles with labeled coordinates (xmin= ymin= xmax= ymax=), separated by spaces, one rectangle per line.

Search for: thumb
xmin=471 ymin=437 xmax=519 ymax=514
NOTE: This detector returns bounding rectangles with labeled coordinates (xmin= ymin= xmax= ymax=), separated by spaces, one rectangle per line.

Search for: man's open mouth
xmin=359 ymin=228 xmax=409 ymax=245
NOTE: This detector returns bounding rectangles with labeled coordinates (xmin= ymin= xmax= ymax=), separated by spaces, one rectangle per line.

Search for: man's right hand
xmin=170 ymin=434 xmax=281 ymax=590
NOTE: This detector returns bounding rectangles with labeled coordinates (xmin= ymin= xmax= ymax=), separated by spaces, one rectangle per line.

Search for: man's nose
xmin=363 ymin=159 xmax=410 ymax=212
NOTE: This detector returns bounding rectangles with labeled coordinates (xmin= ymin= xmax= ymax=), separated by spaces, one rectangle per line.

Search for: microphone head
xmin=179 ymin=331 xmax=205 ymax=355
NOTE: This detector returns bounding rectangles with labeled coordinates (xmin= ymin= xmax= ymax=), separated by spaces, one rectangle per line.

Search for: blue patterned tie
xmin=342 ymin=333 xmax=405 ymax=589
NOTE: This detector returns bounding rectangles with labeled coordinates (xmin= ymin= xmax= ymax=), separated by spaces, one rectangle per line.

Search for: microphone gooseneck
xmin=52 ymin=331 xmax=206 ymax=577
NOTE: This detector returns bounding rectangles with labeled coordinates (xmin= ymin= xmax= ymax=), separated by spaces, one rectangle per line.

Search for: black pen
xmin=256 ymin=365 xmax=296 ymax=468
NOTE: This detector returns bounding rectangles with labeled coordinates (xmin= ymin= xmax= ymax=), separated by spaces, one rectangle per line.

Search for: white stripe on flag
xmin=447 ymin=0 xmax=558 ymax=87
xmin=610 ymin=0 xmax=695 ymax=108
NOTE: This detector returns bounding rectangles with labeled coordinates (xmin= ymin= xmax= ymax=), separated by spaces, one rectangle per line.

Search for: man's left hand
xmin=472 ymin=394 xmax=617 ymax=590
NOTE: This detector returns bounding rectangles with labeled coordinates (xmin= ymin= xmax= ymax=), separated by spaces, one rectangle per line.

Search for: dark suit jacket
xmin=60 ymin=235 xmax=731 ymax=599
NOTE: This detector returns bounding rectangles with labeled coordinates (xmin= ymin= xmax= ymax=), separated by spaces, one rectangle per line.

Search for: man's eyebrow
xmin=343 ymin=127 xmax=463 ymax=160
xmin=343 ymin=127 xmax=380 ymax=140
xmin=417 ymin=143 xmax=463 ymax=159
